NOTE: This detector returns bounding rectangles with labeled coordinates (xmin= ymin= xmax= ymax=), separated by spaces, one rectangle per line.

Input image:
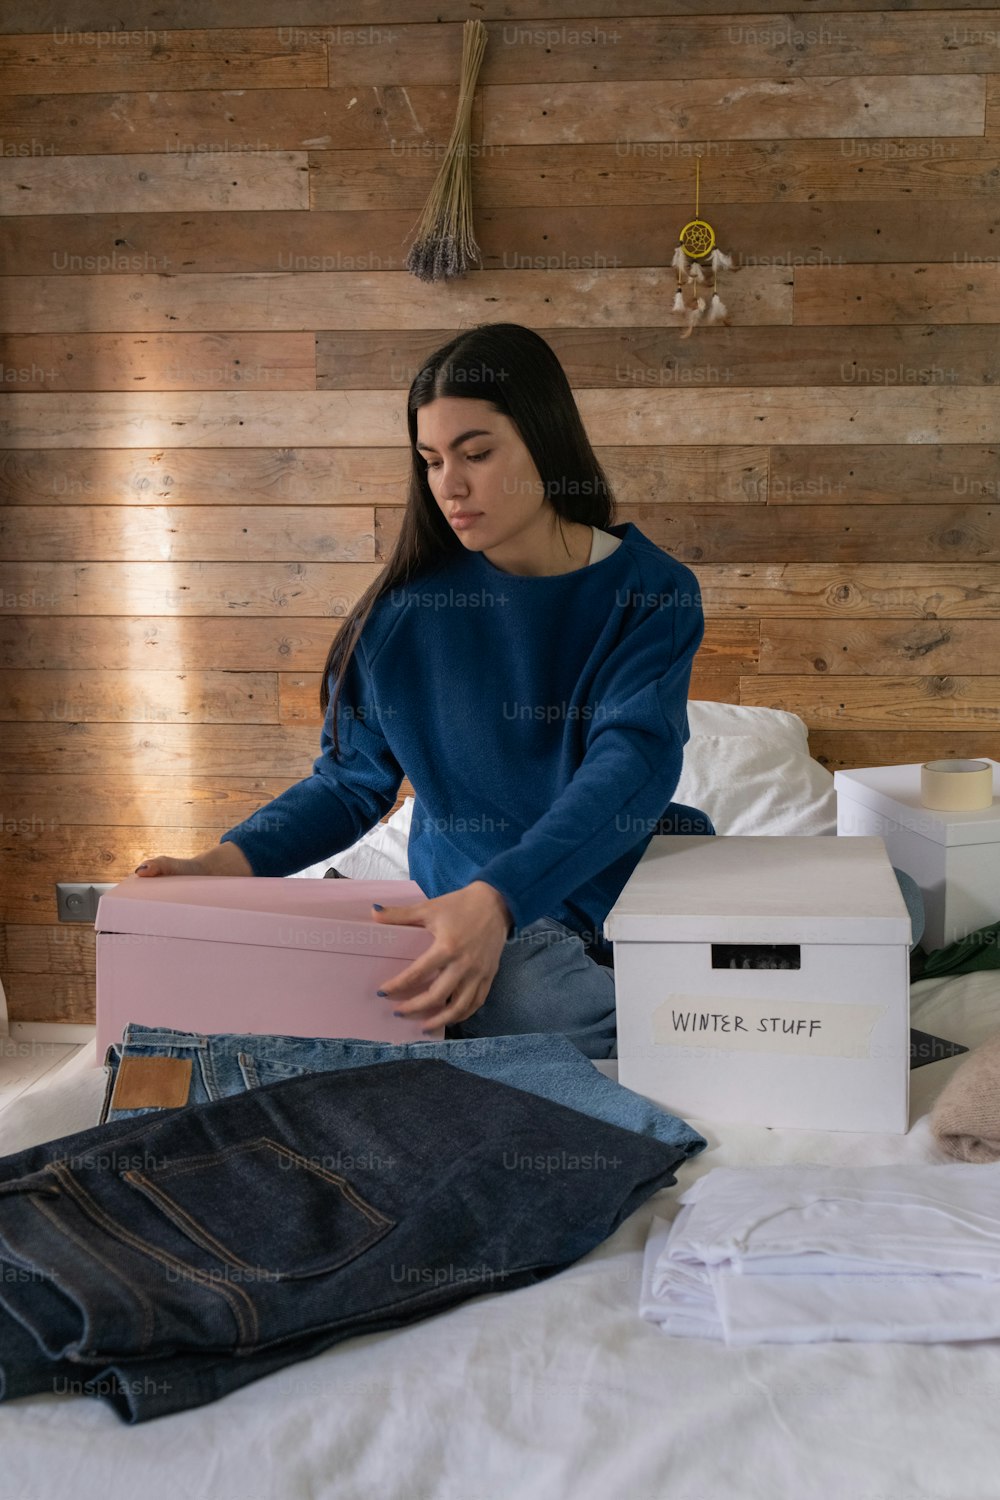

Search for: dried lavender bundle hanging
xmin=405 ymin=19 xmax=488 ymax=282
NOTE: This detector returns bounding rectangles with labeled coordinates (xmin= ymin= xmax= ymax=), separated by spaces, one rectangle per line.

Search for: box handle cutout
xmin=711 ymin=944 xmax=801 ymax=970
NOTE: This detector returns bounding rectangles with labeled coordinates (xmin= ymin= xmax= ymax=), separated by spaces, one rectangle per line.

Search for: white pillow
xmin=292 ymin=702 xmax=836 ymax=877
xmin=685 ymin=699 xmax=810 ymax=753
xmin=290 ymin=798 xmax=413 ymax=880
xmin=673 ymin=737 xmax=836 ymax=837
xmin=675 ymin=701 xmax=837 ymax=837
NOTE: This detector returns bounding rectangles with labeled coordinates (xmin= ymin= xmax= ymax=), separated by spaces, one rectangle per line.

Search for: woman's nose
xmin=439 ymin=465 xmax=469 ymax=499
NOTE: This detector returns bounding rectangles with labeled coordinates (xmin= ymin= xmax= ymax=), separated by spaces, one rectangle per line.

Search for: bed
xmin=3 ymin=705 xmax=999 ymax=1498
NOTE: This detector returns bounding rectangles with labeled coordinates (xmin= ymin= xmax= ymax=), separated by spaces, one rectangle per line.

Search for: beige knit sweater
xmin=931 ymin=1027 xmax=1000 ymax=1162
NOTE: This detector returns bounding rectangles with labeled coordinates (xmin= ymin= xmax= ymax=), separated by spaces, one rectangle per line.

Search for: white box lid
xmin=603 ymin=835 xmax=910 ymax=944
xmin=95 ymin=876 xmax=434 ymax=960
xmin=834 ymin=761 xmax=1000 ymax=846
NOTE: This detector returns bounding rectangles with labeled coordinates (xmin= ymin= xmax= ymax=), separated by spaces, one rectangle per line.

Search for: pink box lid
xmin=95 ymin=876 xmax=435 ymax=961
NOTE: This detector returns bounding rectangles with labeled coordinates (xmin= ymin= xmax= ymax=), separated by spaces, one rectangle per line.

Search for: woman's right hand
xmin=134 ymin=843 xmax=254 ymax=878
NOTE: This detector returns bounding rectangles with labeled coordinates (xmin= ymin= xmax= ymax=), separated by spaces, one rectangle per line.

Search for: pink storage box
xmin=94 ymin=875 xmax=444 ymax=1058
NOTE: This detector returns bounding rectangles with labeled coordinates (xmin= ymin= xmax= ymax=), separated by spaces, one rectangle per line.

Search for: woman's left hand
xmin=371 ymin=881 xmax=513 ymax=1032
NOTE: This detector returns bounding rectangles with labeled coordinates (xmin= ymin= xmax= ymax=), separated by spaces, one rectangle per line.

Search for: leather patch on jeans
xmin=111 ymin=1056 xmax=192 ymax=1111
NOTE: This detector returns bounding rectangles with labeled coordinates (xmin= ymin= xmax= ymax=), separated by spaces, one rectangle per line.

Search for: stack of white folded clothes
xmin=640 ymin=1162 xmax=1000 ymax=1344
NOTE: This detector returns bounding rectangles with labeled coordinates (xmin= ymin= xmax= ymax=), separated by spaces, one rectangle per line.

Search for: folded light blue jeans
xmin=100 ymin=1025 xmax=708 ymax=1160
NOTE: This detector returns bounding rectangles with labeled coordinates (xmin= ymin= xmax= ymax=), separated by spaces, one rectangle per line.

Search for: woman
xmin=135 ymin=322 xmax=711 ymax=1059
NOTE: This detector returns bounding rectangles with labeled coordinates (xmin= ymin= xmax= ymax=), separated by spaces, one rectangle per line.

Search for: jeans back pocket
xmin=122 ymin=1138 xmax=394 ymax=1281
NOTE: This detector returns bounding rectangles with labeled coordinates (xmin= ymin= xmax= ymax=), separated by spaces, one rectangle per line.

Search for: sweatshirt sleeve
xmin=469 ymin=579 xmax=704 ymax=934
xmin=218 ymin=631 xmax=404 ymax=878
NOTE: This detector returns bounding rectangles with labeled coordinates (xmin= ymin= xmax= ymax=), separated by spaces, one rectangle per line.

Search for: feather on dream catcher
xmin=671 ymin=157 xmax=735 ymax=339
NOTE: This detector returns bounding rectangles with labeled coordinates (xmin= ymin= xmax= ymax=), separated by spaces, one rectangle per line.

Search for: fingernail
xmin=376 ymin=990 xmax=387 ymax=998
xmin=134 ymin=864 xmax=147 ymax=872
xmin=392 ymin=1011 xmax=404 ymax=1018
xmin=371 ymin=903 xmax=384 ymax=911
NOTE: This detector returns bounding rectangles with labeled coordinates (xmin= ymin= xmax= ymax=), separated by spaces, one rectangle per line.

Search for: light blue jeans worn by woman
xmin=450 ymin=806 xmax=927 ymax=1062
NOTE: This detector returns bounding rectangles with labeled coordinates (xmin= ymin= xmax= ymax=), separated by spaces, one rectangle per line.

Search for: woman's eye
xmin=424 ymin=450 xmax=490 ymax=470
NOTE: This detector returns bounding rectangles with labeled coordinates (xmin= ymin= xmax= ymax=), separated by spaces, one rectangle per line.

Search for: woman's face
xmin=415 ymin=396 xmax=546 ymax=550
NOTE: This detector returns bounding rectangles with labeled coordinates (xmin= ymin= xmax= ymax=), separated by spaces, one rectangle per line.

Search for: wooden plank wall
xmin=1 ymin=1 xmax=998 ymax=1025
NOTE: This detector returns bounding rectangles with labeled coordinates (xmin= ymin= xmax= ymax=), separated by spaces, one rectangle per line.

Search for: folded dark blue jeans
xmin=0 ymin=1057 xmax=695 ymax=1423
xmin=98 ymin=1025 xmax=709 ymax=1162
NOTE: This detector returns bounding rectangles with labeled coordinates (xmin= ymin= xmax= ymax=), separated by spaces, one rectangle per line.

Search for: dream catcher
xmin=670 ymin=156 xmax=735 ymax=339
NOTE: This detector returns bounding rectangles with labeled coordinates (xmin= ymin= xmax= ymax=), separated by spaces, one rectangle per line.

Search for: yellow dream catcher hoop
xmin=670 ymin=156 xmax=734 ymax=337
xmin=678 ymin=219 xmax=715 ymax=261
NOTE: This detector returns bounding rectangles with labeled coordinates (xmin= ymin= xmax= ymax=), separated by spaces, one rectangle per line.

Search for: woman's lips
xmin=450 ymin=513 xmax=482 ymax=530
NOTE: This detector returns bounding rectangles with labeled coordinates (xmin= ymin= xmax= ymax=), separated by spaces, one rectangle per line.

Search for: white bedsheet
xmin=3 ymin=970 xmax=1000 ymax=1500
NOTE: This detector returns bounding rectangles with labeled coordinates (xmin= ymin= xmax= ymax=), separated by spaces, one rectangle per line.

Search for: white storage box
xmin=835 ymin=761 xmax=1000 ymax=952
xmin=605 ymin=836 xmax=911 ymax=1133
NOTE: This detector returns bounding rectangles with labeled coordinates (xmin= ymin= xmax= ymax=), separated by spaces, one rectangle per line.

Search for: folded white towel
xmin=641 ymin=1162 xmax=1000 ymax=1344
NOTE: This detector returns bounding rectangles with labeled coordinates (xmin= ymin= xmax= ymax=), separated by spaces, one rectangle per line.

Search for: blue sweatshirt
xmin=219 ymin=521 xmax=704 ymax=944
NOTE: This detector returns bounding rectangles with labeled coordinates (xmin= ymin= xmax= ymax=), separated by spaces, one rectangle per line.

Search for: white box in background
xmin=835 ymin=761 xmax=1000 ymax=952
xmin=605 ymin=836 xmax=911 ymax=1134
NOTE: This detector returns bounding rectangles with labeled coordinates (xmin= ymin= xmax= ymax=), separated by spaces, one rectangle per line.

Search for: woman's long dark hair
xmin=320 ymin=321 xmax=616 ymax=755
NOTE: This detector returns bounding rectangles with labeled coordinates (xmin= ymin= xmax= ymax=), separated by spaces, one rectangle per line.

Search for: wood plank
xmin=0 ymin=505 xmax=375 ymax=561
xmin=272 ymin=672 xmax=343 ymax=723
xmin=6 ymin=18 xmax=962 ymax=93
xmin=0 ymin=30 xmax=327 ymax=94
xmin=697 ymin=564 xmax=1000 ymax=618
xmin=0 ymin=152 xmax=309 ymax=215
xmin=334 ymin=20 xmax=1000 ymax=87
xmin=739 ymin=674 xmax=1000 ymax=729
xmin=0 ymin=333 xmax=315 ymax=391
xmin=0 ymin=390 xmax=408 ymax=446
xmin=3 ymin=775 xmax=300 ymax=826
xmin=988 ymin=74 xmax=1000 ymax=138
xmin=4 ymin=202 xmax=998 ymax=277
xmin=696 ymin=619 xmax=759 ymax=670
xmin=0 ymin=826 xmax=211 ymax=923
xmin=6 ymin=562 xmax=1000 ymax=622
xmin=806 ymin=729 xmax=1000 ymax=774
xmin=688 ymin=669 xmax=741 ymax=703
xmin=15 ymin=16 xmax=958 ymax=99
xmin=576 ymin=388 xmax=999 ymax=447
xmin=376 ymin=498 xmax=1000 ymax=566
xmin=0 ymin=669 xmax=279 ymax=722
xmin=0 ymin=614 xmax=757 ymax=674
xmin=761 ymin=618 xmax=1000 ymax=675
xmin=12 ymin=325 xmax=997 ymax=403
xmin=600 ymin=449 xmax=769 ymax=506
xmin=0 ymin=447 xmax=410 ymax=505
xmin=4 ymin=387 xmax=997 ymax=449
xmin=0 ymin=561 xmax=382 ymax=614
xmin=310 ymin=141 xmax=1000 ymax=211
xmin=0 ymin=209 xmax=425 ymax=276
xmin=0 ymin=617 xmax=351 ymax=672
xmin=318 ymin=326 xmax=1000 ymax=389
xmin=623 ymin=503 xmax=1000 ymax=565
xmin=3 ymin=924 xmax=94 ymax=974
xmin=0 ymin=808 xmax=409 ymax=927
xmin=0 ymin=446 xmax=767 ymax=508
xmin=0 ymin=721 xmax=318 ymax=774
xmin=796 ymin=264 xmax=1000 ymax=324
xmin=0 ymin=268 xmax=791 ymax=335
xmin=0 ymin=85 xmax=466 ymax=155
xmin=3 ymin=773 xmax=417 ymax=833
xmin=4 ymin=1 xmax=999 ymax=30
xmin=768 ymin=444 xmax=1000 ymax=504
xmin=5 ymin=976 xmax=93 ymax=1026
xmin=485 ymin=77 xmax=984 ymax=147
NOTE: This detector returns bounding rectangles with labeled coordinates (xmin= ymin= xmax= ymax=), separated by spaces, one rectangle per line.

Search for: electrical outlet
xmin=56 ymin=882 xmax=116 ymax=922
